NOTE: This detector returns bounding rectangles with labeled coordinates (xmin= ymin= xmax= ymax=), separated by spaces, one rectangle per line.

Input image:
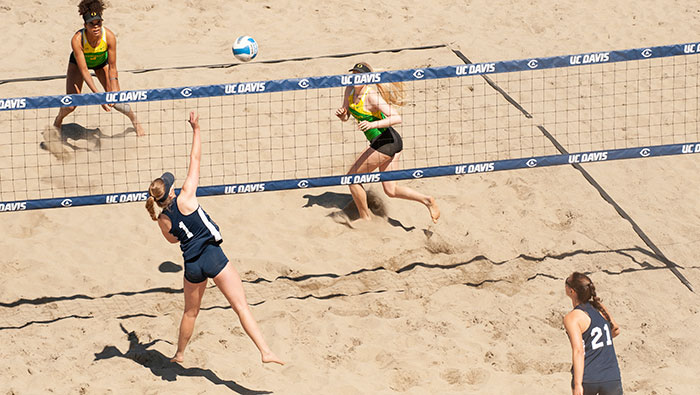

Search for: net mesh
xmin=0 ymin=52 xmax=698 ymax=203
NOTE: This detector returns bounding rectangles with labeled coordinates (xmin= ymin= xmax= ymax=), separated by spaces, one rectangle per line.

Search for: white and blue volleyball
xmin=232 ymin=36 xmax=258 ymax=62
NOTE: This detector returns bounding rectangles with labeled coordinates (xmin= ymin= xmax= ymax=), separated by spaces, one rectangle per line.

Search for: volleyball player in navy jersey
xmin=564 ymin=272 xmax=622 ymax=395
xmin=145 ymin=111 xmax=283 ymax=366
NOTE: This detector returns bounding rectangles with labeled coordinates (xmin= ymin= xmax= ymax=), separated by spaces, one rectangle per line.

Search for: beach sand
xmin=1 ymin=1 xmax=700 ymax=393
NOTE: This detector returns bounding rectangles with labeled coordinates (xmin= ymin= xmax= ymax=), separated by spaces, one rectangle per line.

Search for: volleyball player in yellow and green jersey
xmin=53 ymin=0 xmax=145 ymax=136
xmin=69 ymin=25 xmax=109 ymax=70
xmin=348 ymin=87 xmax=386 ymax=141
xmin=335 ymin=62 xmax=440 ymax=223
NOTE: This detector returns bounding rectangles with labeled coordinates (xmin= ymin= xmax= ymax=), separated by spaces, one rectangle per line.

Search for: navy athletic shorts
xmin=571 ymin=380 xmax=623 ymax=395
xmin=183 ymin=243 xmax=229 ymax=283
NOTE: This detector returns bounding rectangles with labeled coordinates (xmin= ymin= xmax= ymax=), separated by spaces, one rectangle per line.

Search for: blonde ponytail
xmin=354 ymin=62 xmax=405 ymax=107
xmin=145 ymin=178 xmax=174 ymax=221
xmin=377 ymin=82 xmax=405 ymax=107
xmin=145 ymin=196 xmax=158 ymax=221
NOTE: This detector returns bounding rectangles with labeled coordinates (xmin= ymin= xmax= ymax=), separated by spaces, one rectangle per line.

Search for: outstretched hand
xmin=188 ymin=111 xmax=199 ymax=130
xmin=335 ymin=107 xmax=349 ymax=121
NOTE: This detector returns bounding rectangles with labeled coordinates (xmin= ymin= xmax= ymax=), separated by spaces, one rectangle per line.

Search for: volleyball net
xmin=1 ymin=42 xmax=699 ymax=211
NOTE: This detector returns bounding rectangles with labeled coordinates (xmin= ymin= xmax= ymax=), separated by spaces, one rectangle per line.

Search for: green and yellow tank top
xmin=81 ymin=27 xmax=108 ymax=68
xmin=348 ymin=87 xmax=386 ymax=141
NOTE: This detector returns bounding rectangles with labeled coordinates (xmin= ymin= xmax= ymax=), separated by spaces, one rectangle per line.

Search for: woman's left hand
xmin=357 ymin=121 xmax=374 ymax=132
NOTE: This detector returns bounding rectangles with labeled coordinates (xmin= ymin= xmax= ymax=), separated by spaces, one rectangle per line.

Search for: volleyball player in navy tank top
xmin=145 ymin=111 xmax=283 ymax=366
xmin=564 ymin=272 xmax=623 ymax=395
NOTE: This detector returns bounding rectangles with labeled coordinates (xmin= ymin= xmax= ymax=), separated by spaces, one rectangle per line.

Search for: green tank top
xmin=81 ymin=27 xmax=108 ymax=68
xmin=348 ymin=88 xmax=385 ymax=141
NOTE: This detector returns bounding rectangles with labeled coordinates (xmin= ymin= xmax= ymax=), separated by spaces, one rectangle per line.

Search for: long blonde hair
xmin=356 ymin=62 xmax=405 ymax=107
xmin=145 ymin=178 xmax=174 ymax=221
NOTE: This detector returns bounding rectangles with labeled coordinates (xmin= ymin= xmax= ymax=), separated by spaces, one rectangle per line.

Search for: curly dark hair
xmin=78 ymin=0 xmax=106 ymax=17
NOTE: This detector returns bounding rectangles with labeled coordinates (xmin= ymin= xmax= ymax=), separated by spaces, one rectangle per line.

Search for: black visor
xmin=349 ymin=63 xmax=371 ymax=73
xmin=83 ymin=12 xmax=103 ymax=24
xmin=157 ymin=172 xmax=175 ymax=203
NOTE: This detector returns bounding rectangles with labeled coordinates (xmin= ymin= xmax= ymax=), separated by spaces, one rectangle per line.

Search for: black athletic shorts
xmin=571 ymin=380 xmax=624 ymax=395
xmin=370 ymin=127 xmax=403 ymax=157
xmin=183 ymin=242 xmax=229 ymax=283
xmin=69 ymin=52 xmax=108 ymax=70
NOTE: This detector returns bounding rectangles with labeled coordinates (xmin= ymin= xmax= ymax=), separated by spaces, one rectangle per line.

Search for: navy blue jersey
xmin=162 ymin=197 xmax=223 ymax=261
xmin=575 ymin=302 xmax=621 ymax=383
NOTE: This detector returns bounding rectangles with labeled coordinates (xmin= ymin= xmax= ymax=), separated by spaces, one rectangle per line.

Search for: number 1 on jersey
xmin=179 ymin=221 xmax=194 ymax=239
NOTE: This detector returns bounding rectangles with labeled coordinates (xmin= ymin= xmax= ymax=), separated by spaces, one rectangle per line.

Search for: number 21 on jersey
xmin=590 ymin=324 xmax=612 ymax=350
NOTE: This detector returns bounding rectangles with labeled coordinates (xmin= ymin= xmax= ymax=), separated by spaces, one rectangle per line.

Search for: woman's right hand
xmin=335 ymin=107 xmax=348 ymax=121
xmin=101 ymin=104 xmax=111 ymax=112
xmin=188 ymin=111 xmax=200 ymax=130
xmin=572 ymin=384 xmax=583 ymax=395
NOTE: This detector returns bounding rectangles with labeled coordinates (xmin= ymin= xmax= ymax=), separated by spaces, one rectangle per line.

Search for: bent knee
xmin=383 ymin=185 xmax=397 ymax=198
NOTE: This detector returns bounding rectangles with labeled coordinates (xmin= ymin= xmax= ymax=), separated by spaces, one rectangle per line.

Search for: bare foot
xmin=135 ymin=123 xmax=146 ymax=136
xmin=262 ymin=351 xmax=285 ymax=365
xmin=170 ymin=352 xmax=184 ymax=363
xmin=426 ymin=197 xmax=440 ymax=223
xmin=355 ymin=213 xmax=372 ymax=222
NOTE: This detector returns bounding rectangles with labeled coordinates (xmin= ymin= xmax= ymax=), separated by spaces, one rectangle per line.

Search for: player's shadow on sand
xmin=40 ymin=123 xmax=137 ymax=160
xmin=94 ymin=324 xmax=271 ymax=394
xmin=303 ymin=189 xmax=415 ymax=231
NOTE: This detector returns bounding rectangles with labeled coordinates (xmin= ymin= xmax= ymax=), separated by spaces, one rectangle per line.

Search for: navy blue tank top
xmin=162 ymin=196 xmax=223 ymax=261
xmin=575 ymin=302 xmax=621 ymax=383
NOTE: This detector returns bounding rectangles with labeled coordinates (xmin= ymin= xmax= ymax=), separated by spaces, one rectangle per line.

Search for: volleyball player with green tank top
xmin=335 ymin=62 xmax=440 ymax=223
xmin=53 ymin=0 xmax=145 ymax=137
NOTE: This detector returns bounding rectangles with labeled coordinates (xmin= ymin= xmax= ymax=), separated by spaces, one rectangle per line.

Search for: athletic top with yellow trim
xmin=348 ymin=87 xmax=386 ymax=141
xmin=79 ymin=27 xmax=108 ymax=68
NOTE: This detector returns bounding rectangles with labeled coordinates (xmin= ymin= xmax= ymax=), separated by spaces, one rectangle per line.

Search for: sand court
xmin=1 ymin=1 xmax=700 ymax=394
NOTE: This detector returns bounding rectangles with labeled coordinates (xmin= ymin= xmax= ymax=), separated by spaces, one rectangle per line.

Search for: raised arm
xmin=178 ymin=112 xmax=201 ymax=208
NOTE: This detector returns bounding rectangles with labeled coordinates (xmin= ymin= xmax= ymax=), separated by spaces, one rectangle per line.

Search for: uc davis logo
xmin=180 ymin=88 xmax=193 ymax=97
xmin=297 ymin=180 xmax=309 ymax=188
xmin=640 ymin=148 xmax=651 ymax=157
xmin=641 ymin=49 xmax=652 ymax=58
xmin=527 ymin=59 xmax=539 ymax=69
xmin=298 ymin=79 xmax=310 ymax=88
xmin=413 ymin=70 xmax=425 ymax=79
xmin=61 ymin=199 xmax=73 ymax=207
xmin=60 ymin=96 xmax=73 ymax=105
xmin=412 ymin=170 xmax=424 ymax=178
xmin=526 ymin=158 xmax=538 ymax=167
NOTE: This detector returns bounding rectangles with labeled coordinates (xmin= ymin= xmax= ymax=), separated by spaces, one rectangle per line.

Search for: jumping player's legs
xmin=54 ymin=62 xmax=83 ymax=130
xmin=378 ymin=153 xmax=440 ymax=223
xmin=95 ymin=66 xmax=146 ymax=136
xmin=213 ymin=262 xmax=284 ymax=365
xmin=171 ymin=277 xmax=207 ymax=363
xmin=346 ymin=146 xmax=392 ymax=220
